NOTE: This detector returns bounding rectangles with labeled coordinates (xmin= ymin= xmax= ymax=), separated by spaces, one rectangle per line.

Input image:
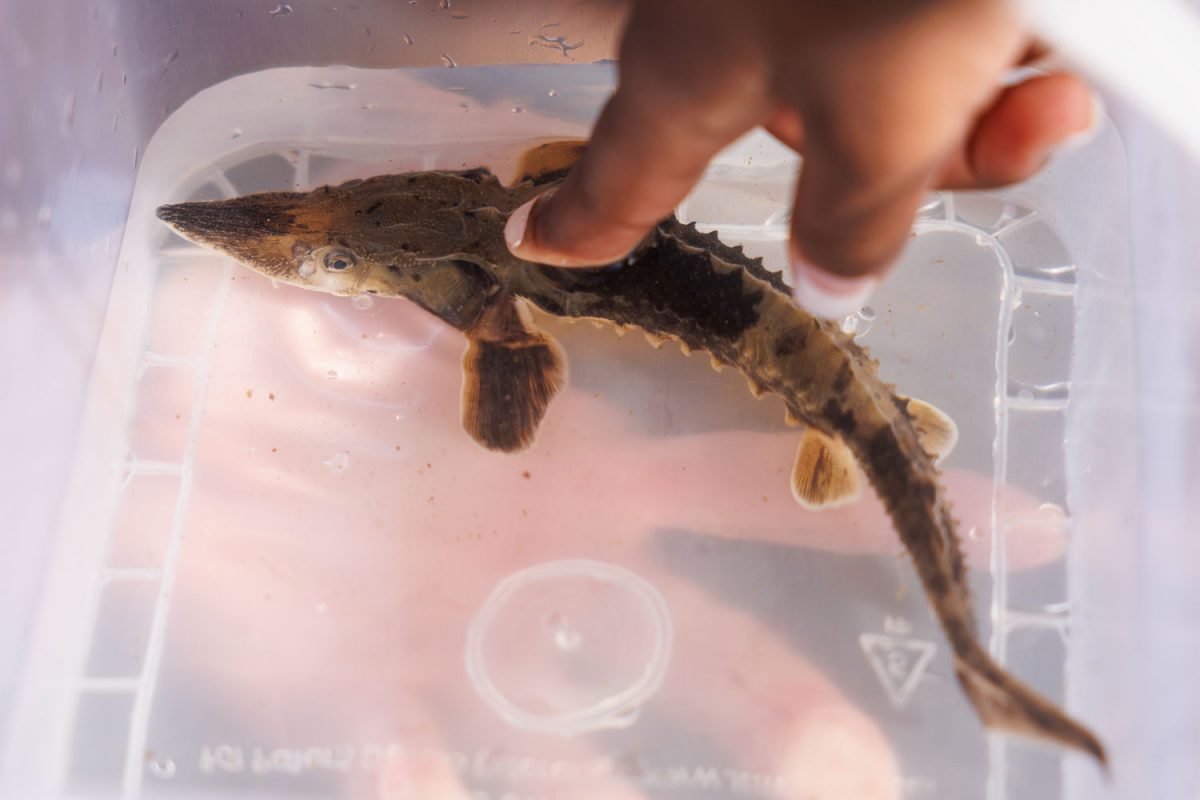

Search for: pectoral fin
xmin=461 ymin=296 xmax=566 ymax=453
xmin=791 ymin=428 xmax=862 ymax=509
xmin=905 ymin=397 xmax=959 ymax=463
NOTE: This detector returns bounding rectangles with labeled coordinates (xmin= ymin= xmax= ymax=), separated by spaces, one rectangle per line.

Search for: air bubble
xmin=401 ymin=33 xmax=414 ymax=45
xmin=325 ymin=369 xmax=339 ymax=380
xmin=323 ymin=451 xmax=350 ymax=473
xmin=37 ymin=206 xmax=52 ymax=224
xmin=230 ymin=128 xmax=243 ymax=140
xmin=858 ymin=306 xmax=877 ymax=321
xmin=316 ymin=602 xmax=329 ymax=614
xmin=147 ymin=758 xmax=176 ymax=779
xmin=352 ymin=294 xmax=374 ymax=311
xmin=511 ymin=106 xmax=524 ymax=114
xmin=441 ymin=53 xmax=458 ymax=68
xmin=268 ymin=3 xmax=293 ymax=15
xmin=554 ymin=628 xmax=582 ymax=651
xmin=547 ymin=89 xmax=559 ymax=97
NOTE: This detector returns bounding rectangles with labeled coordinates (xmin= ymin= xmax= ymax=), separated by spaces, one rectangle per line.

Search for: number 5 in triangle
xmin=859 ymin=632 xmax=937 ymax=709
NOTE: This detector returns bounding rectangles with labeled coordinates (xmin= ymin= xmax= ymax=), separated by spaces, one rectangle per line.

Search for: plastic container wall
xmin=4 ymin=3 xmax=1199 ymax=800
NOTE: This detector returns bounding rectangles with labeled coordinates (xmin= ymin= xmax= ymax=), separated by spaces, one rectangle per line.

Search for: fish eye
xmin=324 ymin=250 xmax=357 ymax=271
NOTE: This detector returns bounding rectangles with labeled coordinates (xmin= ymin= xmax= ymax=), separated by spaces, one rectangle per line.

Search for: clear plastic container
xmin=3 ymin=4 xmax=1197 ymax=800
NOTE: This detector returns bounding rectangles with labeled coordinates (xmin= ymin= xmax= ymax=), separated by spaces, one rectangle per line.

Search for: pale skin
xmin=505 ymin=0 xmax=1096 ymax=318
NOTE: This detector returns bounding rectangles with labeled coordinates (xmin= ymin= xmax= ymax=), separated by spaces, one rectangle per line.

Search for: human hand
xmin=504 ymin=0 xmax=1098 ymax=318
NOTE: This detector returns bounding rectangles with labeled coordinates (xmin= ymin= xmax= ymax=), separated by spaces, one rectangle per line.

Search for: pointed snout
xmin=155 ymin=197 xmax=300 ymax=245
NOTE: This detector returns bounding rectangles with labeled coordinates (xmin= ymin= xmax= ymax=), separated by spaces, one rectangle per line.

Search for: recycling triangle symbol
xmin=859 ymin=632 xmax=937 ymax=708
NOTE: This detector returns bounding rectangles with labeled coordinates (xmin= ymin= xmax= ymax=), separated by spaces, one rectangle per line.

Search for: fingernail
xmin=504 ymin=195 xmax=539 ymax=253
xmin=790 ymin=255 xmax=878 ymax=320
xmin=1061 ymin=91 xmax=1107 ymax=151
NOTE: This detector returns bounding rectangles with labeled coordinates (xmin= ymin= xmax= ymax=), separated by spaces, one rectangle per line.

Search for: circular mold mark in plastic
xmin=465 ymin=559 xmax=673 ymax=736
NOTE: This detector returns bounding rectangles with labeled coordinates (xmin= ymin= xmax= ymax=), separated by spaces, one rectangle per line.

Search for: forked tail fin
xmin=852 ymin=420 xmax=1107 ymax=765
xmin=955 ymin=648 xmax=1108 ymax=767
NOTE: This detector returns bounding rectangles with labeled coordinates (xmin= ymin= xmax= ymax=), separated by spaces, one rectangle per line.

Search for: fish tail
xmin=953 ymin=643 xmax=1108 ymax=766
xmin=854 ymin=421 xmax=1106 ymax=765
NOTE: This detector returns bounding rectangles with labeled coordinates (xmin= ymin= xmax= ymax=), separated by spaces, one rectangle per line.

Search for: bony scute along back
xmin=156 ymin=139 xmax=1107 ymax=766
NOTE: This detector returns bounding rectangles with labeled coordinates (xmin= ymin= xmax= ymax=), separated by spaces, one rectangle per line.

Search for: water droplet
xmin=967 ymin=526 xmax=981 ymax=540
xmin=316 ymin=602 xmax=329 ymax=614
xmin=1017 ymin=388 xmax=1034 ymax=401
xmin=268 ymin=2 xmax=293 ymax=15
xmin=401 ymin=32 xmax=414 ymax=45
xmin=858 ymin=306 xmax=877 ymax=321
xmin=147 ymin=758 xmax=176 ymax=779
xmin=122 ymin=71 xmax=128 ymax=86
xmin=440 ymin=53 xmax=458 ymax=68
xmin=37 ymin=206 xmax=52 ymax=224
xmin=298 ymin=261 xmax=317 ymax=278
xmin=361 ymin=102 xmax=381 ymax=110
xmin=161 ymin=49 xmax=180 ymax=71
xmin=450 ymin=11 xmax=468 ymax=19
xmin=95 ymin=70 xmax=104 ymax=94
xmin=1006 ymin=325 xmax=1017 ymax=345
xmin=352 ymin=294 xmax=374 ymax=311
xmin=554 ymin=628 xmax=582 ymax=651
xmin=529 ymin=33 xmax=584 ymax=57
xmin=323 ymin=451 xmax=350 ymax=473
xmin=230 ymin=128 xmax=243 ymax=140
xmin=511 ymin=106 xmax=524 ymax=114
xmin=547 ymin=89 xmax=559 ymax=97
xmin=308 ymin=81 xmax=356 ymax=91
xmin=325 ymin=369 xmax=339 ymax=380
xmin=438 ymin=0 xmax=450 ymax=8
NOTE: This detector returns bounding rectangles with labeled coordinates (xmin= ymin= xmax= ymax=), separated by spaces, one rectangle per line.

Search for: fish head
xmin=156 ymin=173 xmax=506 ymax=328
xmin=158 ymin=174 xmax=492 ymax=289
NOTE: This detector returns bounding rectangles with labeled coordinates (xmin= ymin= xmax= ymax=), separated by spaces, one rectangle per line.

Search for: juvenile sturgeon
xmin=157 ymin=141 xmax=1106 ymax=765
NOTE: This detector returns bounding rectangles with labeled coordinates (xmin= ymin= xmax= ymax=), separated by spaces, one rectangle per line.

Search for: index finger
xmin=505 ymin=11 xmax=769 ymax=266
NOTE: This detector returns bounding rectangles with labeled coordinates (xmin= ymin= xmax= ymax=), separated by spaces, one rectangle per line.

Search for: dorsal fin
xmin=512 ymin=139 xmax=588 ymax=187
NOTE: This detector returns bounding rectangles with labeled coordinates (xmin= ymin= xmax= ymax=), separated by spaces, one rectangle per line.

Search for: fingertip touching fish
xmin=157 ymin=139 xmax=1107 ymax=767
